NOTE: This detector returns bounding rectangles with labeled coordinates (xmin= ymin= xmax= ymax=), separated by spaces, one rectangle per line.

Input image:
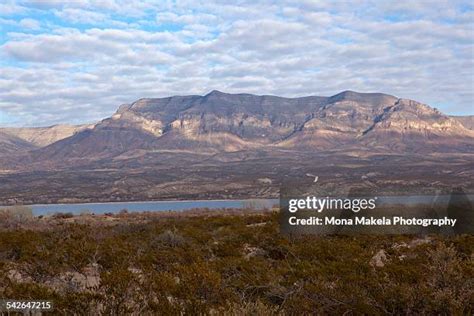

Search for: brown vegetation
xmin=0 ymin=210 xmax=472 ymax=315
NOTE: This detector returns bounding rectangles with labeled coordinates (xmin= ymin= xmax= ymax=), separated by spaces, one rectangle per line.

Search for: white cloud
xmin=53 ymin=8 xmax=108 ymax=24
xmin=0 ymin=0 xmax=473 ymax=126
xmin=18 ymin=18 xmax=40 ymax=29
xmin=0 ymin=1 xmax=25 ymax=16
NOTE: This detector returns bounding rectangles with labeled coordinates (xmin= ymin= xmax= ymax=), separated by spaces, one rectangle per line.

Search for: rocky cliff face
xmin=6 ymin=91 xmax=474 ymax=164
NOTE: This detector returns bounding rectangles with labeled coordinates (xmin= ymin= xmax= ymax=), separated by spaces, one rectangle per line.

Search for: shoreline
xmin=13 ymin=193 xmax=474 ymax=208
xmin=16 ymin=197 xmax=279 ymax=208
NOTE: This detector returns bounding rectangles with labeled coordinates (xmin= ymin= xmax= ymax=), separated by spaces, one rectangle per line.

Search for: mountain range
xmin=0 ymin=90 xmax=473 ymax=205
xmin=1 ymin=90 xmax=473 ymax=159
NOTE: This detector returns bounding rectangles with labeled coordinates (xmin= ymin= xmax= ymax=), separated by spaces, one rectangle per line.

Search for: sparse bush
xmin=224 ymin=300 xmax=282 ymax=315
xmin=0 ymin=205 xmax=34 ymax=228
xmin=243 ymin=199 xmax=271 ymax=210
xmin=53 ymin=212 xmax=74 ymax=219
xmin=79 ymin=209 xmax=92 ymax=216
xmin=154 ymin=229 xmax=186 ymax=248
xmin=423 ymin=243 xmax=473 ymax=314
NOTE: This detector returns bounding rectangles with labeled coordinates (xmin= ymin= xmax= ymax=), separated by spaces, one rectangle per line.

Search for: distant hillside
xmin=451 ymin=115 xmax=474 ymax=130
xmin=0 ymin=131 xmax=36 ymax=154
xmin=0 ymin=124 xmax=92 ymax=147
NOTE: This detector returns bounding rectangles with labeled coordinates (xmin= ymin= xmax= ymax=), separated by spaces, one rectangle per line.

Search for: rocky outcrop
xmin=370 ymin=249 xmax=388 ymax=268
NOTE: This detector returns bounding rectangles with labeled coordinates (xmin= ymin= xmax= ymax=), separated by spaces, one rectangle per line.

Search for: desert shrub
xmin=154 ymin=229 xmax=186 ymax=248
xmin=1 ymin=281 xmax=57 ymax=302
xmin=242 ymin=199 xmax=271 ymax=210
xmin=0 ymin=206 xmax=34 ymax=228
xmin=223 ymin=300 xmax=282 ymax=315
xmin=173 ymin=261 xmax=233 ymax=314
xmin=79 ymin=209 xmax=92 ymax=216
xmin=119 ymin=208 xmax=129 ymax=215
xmin=423 ymin=243 xmax=473 ymax=314
xmin=53 ymin=291 xmax=102 ymax=315
xmin=99 ymin=267 xmax=142 ymax=315
xmin=53 ymin=212 xmax=74 ymax=219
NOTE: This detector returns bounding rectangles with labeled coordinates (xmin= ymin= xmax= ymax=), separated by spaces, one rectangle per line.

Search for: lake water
xmin=31 ymin=199 xmax=279 ymax=216
xmin=27 ymin=194 xmax=473 ymax=216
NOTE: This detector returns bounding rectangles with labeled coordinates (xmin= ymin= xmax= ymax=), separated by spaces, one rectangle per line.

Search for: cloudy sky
xmin=0 ymin=0 xmax=473 ymax=126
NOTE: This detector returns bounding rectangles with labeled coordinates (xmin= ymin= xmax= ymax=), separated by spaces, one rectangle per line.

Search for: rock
xmin=51 ymin=263 xmax=101 ymax=291
xmin=370 ymin=249 xmax=388 ymax=268
xmin=392 ymin=242 xmax=409 ymax=250
xmin=246 ymin=222 xmax=268 ymax=228
xmin=392 ymin=237 xmax=432 ymax=250
xmin=257 ymin=178 xmax=273 ymax=184
xmin=242 ymin=243 xmax=267 ymax=260
xmin=408 ymin=237 xmax=432 ymax=248
xmin=7 ymin=269 xmax=32 ymax=283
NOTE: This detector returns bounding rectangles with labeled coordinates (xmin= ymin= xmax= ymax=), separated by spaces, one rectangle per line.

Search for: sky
xmin=0 ymin=0 xmax=473 ymax=127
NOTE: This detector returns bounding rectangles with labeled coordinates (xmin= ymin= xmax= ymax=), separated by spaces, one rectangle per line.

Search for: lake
xmin=27 ymin=194 xmax=474 ymax=216
xmin=30 ymin=199 xmax=279 ymax=216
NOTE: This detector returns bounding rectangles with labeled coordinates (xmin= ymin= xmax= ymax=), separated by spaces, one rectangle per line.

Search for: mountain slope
xmin=358 ymin=99 xmax=474 ymax=152
xmin=277 ymin=91 xmax=400 ymax=149
xmin=451 ymin=115 xmax=474 ymax=130
xmin=22 ymin=91 xmax=474 ymax=164
xmin=1 ymin=124 xmax=92 ymax=147
xmin=0 ymin=131 xmax=36 ymax=154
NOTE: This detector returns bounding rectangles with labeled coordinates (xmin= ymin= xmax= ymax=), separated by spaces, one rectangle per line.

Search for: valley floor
xmin=1 ymin=151 xmax=473 ymax=206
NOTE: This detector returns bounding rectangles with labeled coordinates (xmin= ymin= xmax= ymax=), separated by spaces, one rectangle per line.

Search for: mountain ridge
xmin=1 ymin=91 xmax=473 ymax=163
